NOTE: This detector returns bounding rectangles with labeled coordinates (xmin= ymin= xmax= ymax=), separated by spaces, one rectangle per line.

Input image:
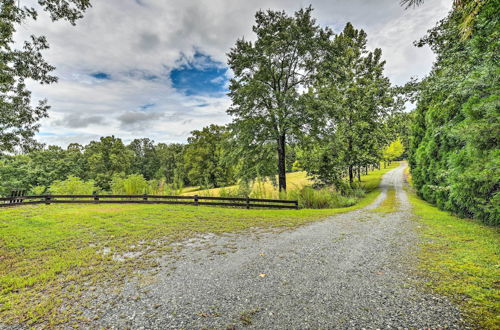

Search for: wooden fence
xmin=0 ymin=194 xmax=299 ymax=210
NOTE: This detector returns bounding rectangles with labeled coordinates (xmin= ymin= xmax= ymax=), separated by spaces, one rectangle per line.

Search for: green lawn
xmin=407 ymin=186 xmax=500 ymax=328
xmin=0 ymin=163 xmax=398 ymax=326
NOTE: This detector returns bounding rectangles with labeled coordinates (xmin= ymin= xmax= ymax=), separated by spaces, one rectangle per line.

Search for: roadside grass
xmin=0 ymin=163 xmax=398 ymax=327
xmin=407 ymin=189 xmax=500 ymax=328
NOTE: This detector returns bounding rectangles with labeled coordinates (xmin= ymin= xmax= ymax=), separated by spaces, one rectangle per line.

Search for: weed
xmin=240 ymin=307 xmax=260 ymax=326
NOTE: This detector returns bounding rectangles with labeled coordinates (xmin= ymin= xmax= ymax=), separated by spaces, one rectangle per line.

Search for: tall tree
xmin=0 ymin=143 xmax=87 ymax=195
xmin=156 ymin=143 xmax=186 ymax=184
xmin=0 ymin=0 xmax=91 ymax=153
xmin=401 ymin=0 xmax=491 ymax=39
xmin=84 ymin=136 xmax=133 ymax=190
xmin=184 ymin=125 xmax=233 ymax=188
xmin=305 ymin=23 xmax=394 ymax=185
xmin=409 ymin=0 xmax=499 ymax=225
xmin=227 ymin=6 xmax=330 ymax=191
xmin=128 ymin=138 xmax=159 ymax=180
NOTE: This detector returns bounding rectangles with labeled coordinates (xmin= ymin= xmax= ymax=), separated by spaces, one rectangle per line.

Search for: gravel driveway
xmin=85 ymin=163 xmax=467 ymax=329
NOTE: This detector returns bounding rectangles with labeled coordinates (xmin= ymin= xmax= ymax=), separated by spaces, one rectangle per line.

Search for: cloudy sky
xmin=17 ymin=0 xmax=452 ymax=147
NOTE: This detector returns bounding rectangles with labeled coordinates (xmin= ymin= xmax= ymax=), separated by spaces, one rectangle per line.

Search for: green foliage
xmin=49 ymin=176 xmax=95 ymax=195
xmin=111 ymin=174 xmax=149 ymax=195
xmin=128 ymin=138 xmax=160 ymax=180
xmin=84 ymin=136 xmax=133 ymax=190
xmin=382 ymin=138 xmax=405 ymax=163
xmin=291 ymin=160 xmax=303 ymax=172
xmin=0 ymin=144 xmax=86 ymax=196
xmin=0 ymin=155 xmax=30 ymax=196
xmin=30 ymin=186 xmax=47 ymax=195
xmin=387 ymin=111 xmax=413 ymax=156
xmin=155 ymin=143 xmax=185 ymax=184
xmin=289 ymin=187 xmax=356 ymax=209
xmin=302 ymin=22 xmax=396 ymax=187
xmin=184 ymin=124 xmax=233 ymax=188
xmin=409 ymin=1 xmax=499 ymax=225
xmin=227 ymin=6 xmax=330 ymax=191
xmin=0 ymin=0 xmax=91 ymax=153
xmin=148 ymin=178 xmax=183 ymax=196
xmin=402 ymin=0 xmax=491 ymax=40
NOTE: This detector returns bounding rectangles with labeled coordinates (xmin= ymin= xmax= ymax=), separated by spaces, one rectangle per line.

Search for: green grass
xmin=0 ymin=163 xmax=398 ymax=327
xmin=372 ymin=188 xmax=398 ymax=213
xmin=408 ymin=191 xmax=500 ymax=328
xmin=182 ymin=171 xmax=313 ymax=197
xmin=182 ymin=163 xmax=399 ymax=199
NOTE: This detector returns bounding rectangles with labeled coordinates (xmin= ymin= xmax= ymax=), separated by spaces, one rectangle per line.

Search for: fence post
xmin=9 ymin=190 xmax=17 ymax=204
xmin=246 ymin=197 xmax=250 ymax=209
xmin=45 ymin=196 xmax=51 ymax=205
xmin=143 ymin=194 xmax=148 ymax=201
xmin=295 ymin=200 xmax=299 ymax=210
xmin=194 ymin=195 xmax=199 ymax=206
xmin=93 ymin=194 xmax=99 ymax=203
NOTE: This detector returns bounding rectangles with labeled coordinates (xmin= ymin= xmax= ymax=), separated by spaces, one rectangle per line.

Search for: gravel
xmin=48 ymin=164 xmax=472 ymax=328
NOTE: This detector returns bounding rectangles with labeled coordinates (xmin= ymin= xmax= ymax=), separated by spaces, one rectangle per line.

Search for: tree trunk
xmin=348 ymin=165 xmax=354 ymax=183
xmin=277 ymin=134 xmax=287 ymax=192
xmin=358 ymin=166 xmax=361 ymax=182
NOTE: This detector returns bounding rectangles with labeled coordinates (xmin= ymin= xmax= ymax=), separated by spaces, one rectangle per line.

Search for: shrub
xmin=408 ymin=2 xmax=499 ymax=225
xmin=290 ymin=187 xmax=357 ymax=209
xmin=111 ymin=174 xmax=149 ymax=195
xmin=49 ymin=177 xmax=95 ymax=195
xmin=148 ymin=179 xmax=183 ymax=196
xmin=30 ymin=186 xmax=47 ymax=195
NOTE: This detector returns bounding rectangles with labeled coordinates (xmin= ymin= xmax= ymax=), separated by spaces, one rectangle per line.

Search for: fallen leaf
xmin=259 ymin=253 xmax=265 ymax=256
xmin=259 ymin=273 xmax=267 ymax=278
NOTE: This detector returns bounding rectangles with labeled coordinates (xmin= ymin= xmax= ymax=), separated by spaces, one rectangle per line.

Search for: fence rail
xmin=0 ymin=194 xmax=299 ymax=210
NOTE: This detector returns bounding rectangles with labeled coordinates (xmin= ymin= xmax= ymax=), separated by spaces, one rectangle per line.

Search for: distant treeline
xmin=0 ymin=120 xmax=406 ymax=197
xmin=0 ymin=127 xmax=225 ymax=195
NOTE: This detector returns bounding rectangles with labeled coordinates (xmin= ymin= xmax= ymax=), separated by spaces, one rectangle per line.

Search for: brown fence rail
xmin=0 ymin=194 xmax=299 ymax=210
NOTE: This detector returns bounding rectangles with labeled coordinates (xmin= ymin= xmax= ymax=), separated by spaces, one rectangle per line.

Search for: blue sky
xmin=170 ymin=52 xmax=228 ymax=96
xmin=90 ymin=72 xmax=112 ymax=80
xmin=18 ymin=0 xmax=452 ymax=147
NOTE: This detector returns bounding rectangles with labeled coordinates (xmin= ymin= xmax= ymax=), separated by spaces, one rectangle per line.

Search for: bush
xmin=111 ymin=174 xmax=149 ymax=195
xmin=30 ymin=186 xmax=47 ymax=195
xmin=49 ymin=177 xmax=95 ymax=195
xmin=148 ymin=178 xmax=183 ymax=195
xmin=408 ymin=2 xmax=499 ymax=225
xmin=290 ymin=187 xmax=357 ymax=209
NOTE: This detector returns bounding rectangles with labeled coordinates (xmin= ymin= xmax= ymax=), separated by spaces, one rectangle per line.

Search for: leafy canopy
xmin=0 ymin=0 xmax=91 ymax=153
xmin=227 ymin=6 xmax=330 ymax=191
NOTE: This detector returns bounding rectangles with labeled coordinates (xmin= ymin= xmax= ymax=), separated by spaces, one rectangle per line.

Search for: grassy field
xmin=405 ymin=170 xmax=500 ymax=328
xmin=181 ymin=171 xmax=312 ymax=197
xmin=0 ymin=163 xmax=398 ymax=326
xmin=182 ymin=164 xmax=395 ymax=198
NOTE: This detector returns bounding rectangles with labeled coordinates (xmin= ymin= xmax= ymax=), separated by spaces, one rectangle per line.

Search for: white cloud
xmin=14 ymin=0 xmax=452 ymax=147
